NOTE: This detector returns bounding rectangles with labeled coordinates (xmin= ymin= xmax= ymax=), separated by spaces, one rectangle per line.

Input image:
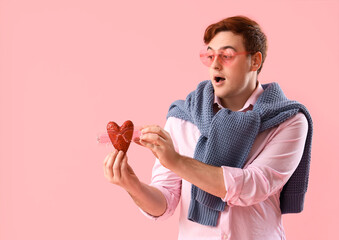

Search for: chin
xmin=215 ymin=90 xmax=230 ymax=99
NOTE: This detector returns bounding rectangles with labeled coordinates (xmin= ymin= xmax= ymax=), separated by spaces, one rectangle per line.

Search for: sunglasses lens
xmin=219 ymin=49 xmax=235 ymax=65
xmin=200 ymin=50 xmax=214 ymax=67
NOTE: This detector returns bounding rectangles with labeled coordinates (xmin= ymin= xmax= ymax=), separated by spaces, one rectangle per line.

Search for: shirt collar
xmin=214 ymin=81 xmax=264 ymax=112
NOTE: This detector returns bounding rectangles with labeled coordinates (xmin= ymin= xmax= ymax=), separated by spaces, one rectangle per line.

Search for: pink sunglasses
xmin=200 ymin=48 xmax=250 ymax=67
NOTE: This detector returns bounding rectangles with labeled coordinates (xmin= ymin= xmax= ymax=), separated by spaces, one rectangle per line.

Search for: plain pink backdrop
xmin=1 ymin=0 xmax=338 ymax=239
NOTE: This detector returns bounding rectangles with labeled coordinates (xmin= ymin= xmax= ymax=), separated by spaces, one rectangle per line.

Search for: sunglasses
xmin=200 ymin=48 xmax=250 ymax=67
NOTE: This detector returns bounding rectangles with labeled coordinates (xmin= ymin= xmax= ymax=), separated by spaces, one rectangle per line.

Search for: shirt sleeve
xmin=221 ymin=112 xmax=309 ymax=207
xmin=139 ymin=118 xmax=182 ymax=220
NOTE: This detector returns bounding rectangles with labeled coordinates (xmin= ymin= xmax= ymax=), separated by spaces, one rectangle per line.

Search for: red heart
xmin=107 ymin=120 xmax=134 ymax=153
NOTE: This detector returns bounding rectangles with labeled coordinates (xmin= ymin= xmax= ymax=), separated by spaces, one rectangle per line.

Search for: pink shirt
xmin=141 ymin=82 xmax=308 ymax=240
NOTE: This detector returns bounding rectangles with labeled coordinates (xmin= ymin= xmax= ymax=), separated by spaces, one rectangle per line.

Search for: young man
xmin=103 ymin=16 xmax=313 ymax=240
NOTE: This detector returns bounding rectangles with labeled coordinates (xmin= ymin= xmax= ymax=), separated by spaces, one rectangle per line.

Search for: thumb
xmin=123 ymin=156 xmax=136 ymax=175
xmin=121 ymin=153 xmax=133 ymax=175
xmin=126 ymin=163 xmax=136 ymax=175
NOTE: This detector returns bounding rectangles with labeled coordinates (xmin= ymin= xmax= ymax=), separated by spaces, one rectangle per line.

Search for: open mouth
xmin=214 ymin=76 xmax=225 ymax=82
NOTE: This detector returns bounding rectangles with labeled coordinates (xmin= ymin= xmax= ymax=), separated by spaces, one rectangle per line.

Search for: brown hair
xmin=204 ymin=16 xmax=267 ymax=74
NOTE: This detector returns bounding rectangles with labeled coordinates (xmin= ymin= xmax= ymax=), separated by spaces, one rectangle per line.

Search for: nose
xmin=210 ymin=55 xmax=222 ymax=70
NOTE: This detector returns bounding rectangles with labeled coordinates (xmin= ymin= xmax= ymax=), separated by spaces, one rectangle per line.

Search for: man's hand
xmin=139 ymin=125 xmax=181 ymax=170
xmin=103 ymin=148 xmax=168 ymax=216
xmin=138 ymin=125 xmax=226 ymax=199
xmin=103 ymin=149 xmax=140 ymax=194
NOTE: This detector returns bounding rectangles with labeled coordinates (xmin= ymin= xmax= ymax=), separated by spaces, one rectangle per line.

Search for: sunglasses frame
xmin=200 ymin=48 xmax=250 ymax=67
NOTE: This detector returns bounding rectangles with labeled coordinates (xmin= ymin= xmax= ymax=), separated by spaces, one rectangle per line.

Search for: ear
xmin=250 ymin=51 xmax=262 ymax=72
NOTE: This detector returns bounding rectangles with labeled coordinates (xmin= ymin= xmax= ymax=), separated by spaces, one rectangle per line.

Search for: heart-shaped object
xmin=107 ymin=120 xmax=134 ymax=153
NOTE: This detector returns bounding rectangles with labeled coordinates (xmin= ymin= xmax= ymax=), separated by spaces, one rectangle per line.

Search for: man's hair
xmin=203 ymin=15 xmax=267 ymax=74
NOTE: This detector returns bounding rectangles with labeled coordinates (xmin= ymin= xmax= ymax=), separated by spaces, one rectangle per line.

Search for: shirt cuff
xmin=221 ymin=166 xmax=244 ymax=206
xmin=138 ymin=183 xmax=177 ymax=221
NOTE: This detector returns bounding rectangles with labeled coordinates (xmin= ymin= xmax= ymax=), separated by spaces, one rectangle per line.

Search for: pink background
xmin=1 ymin=0 xmax=338 ymax=239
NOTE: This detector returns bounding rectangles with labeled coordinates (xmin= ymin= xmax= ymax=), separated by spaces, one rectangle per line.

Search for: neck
xmin=219 ymin=80 xmax=258 ymax=111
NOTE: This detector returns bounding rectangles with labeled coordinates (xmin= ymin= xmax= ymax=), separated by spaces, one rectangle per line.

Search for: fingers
xmin=103 ymin=148 xmax=133 ymax=187
xmin=104 ymin=149 xmax=118 ymax=178
xmin=103 ymin=149 xmax=115 ymax=166
xmin=140 ymin=132 xmax=165 ymax=146
xmin=106 ymin=149 xmax=118 ymax=169
xmin=139 ymin=138 xmax=156 ymax=149
xmin=103 ymin=149 xmax=122 ymax=181
xmin=120 ymin=153 xmax=129 ymax=175
xmin=132 ymin=136 xmax=142 ymax=146
xmin=141 ymin=125 xmax=169 ymax=139
xmin=139 ymin=126 xmax=167 ymax=158
xmin=112 ymin=151 xmax=125 ymax=179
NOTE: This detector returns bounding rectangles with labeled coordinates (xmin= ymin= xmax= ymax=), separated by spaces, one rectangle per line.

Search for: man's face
xmin=207 ymin=31 xmax=258 ymax=108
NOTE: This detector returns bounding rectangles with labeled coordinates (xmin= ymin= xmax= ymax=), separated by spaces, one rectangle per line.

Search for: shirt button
xmin=222 ymin=234 xmax=228 ymax=239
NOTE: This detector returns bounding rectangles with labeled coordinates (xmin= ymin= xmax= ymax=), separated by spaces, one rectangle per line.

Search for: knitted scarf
xmin=167 ymin=80 xmax=313 ymax=227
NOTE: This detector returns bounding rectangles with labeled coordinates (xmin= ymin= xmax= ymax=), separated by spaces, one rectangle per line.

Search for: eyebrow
xmin=207 ymin=45 xmax=237 ymax=51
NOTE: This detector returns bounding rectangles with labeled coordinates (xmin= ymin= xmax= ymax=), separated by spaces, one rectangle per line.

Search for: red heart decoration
xmin=107 ymin=120 xmax=134 ymax=153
